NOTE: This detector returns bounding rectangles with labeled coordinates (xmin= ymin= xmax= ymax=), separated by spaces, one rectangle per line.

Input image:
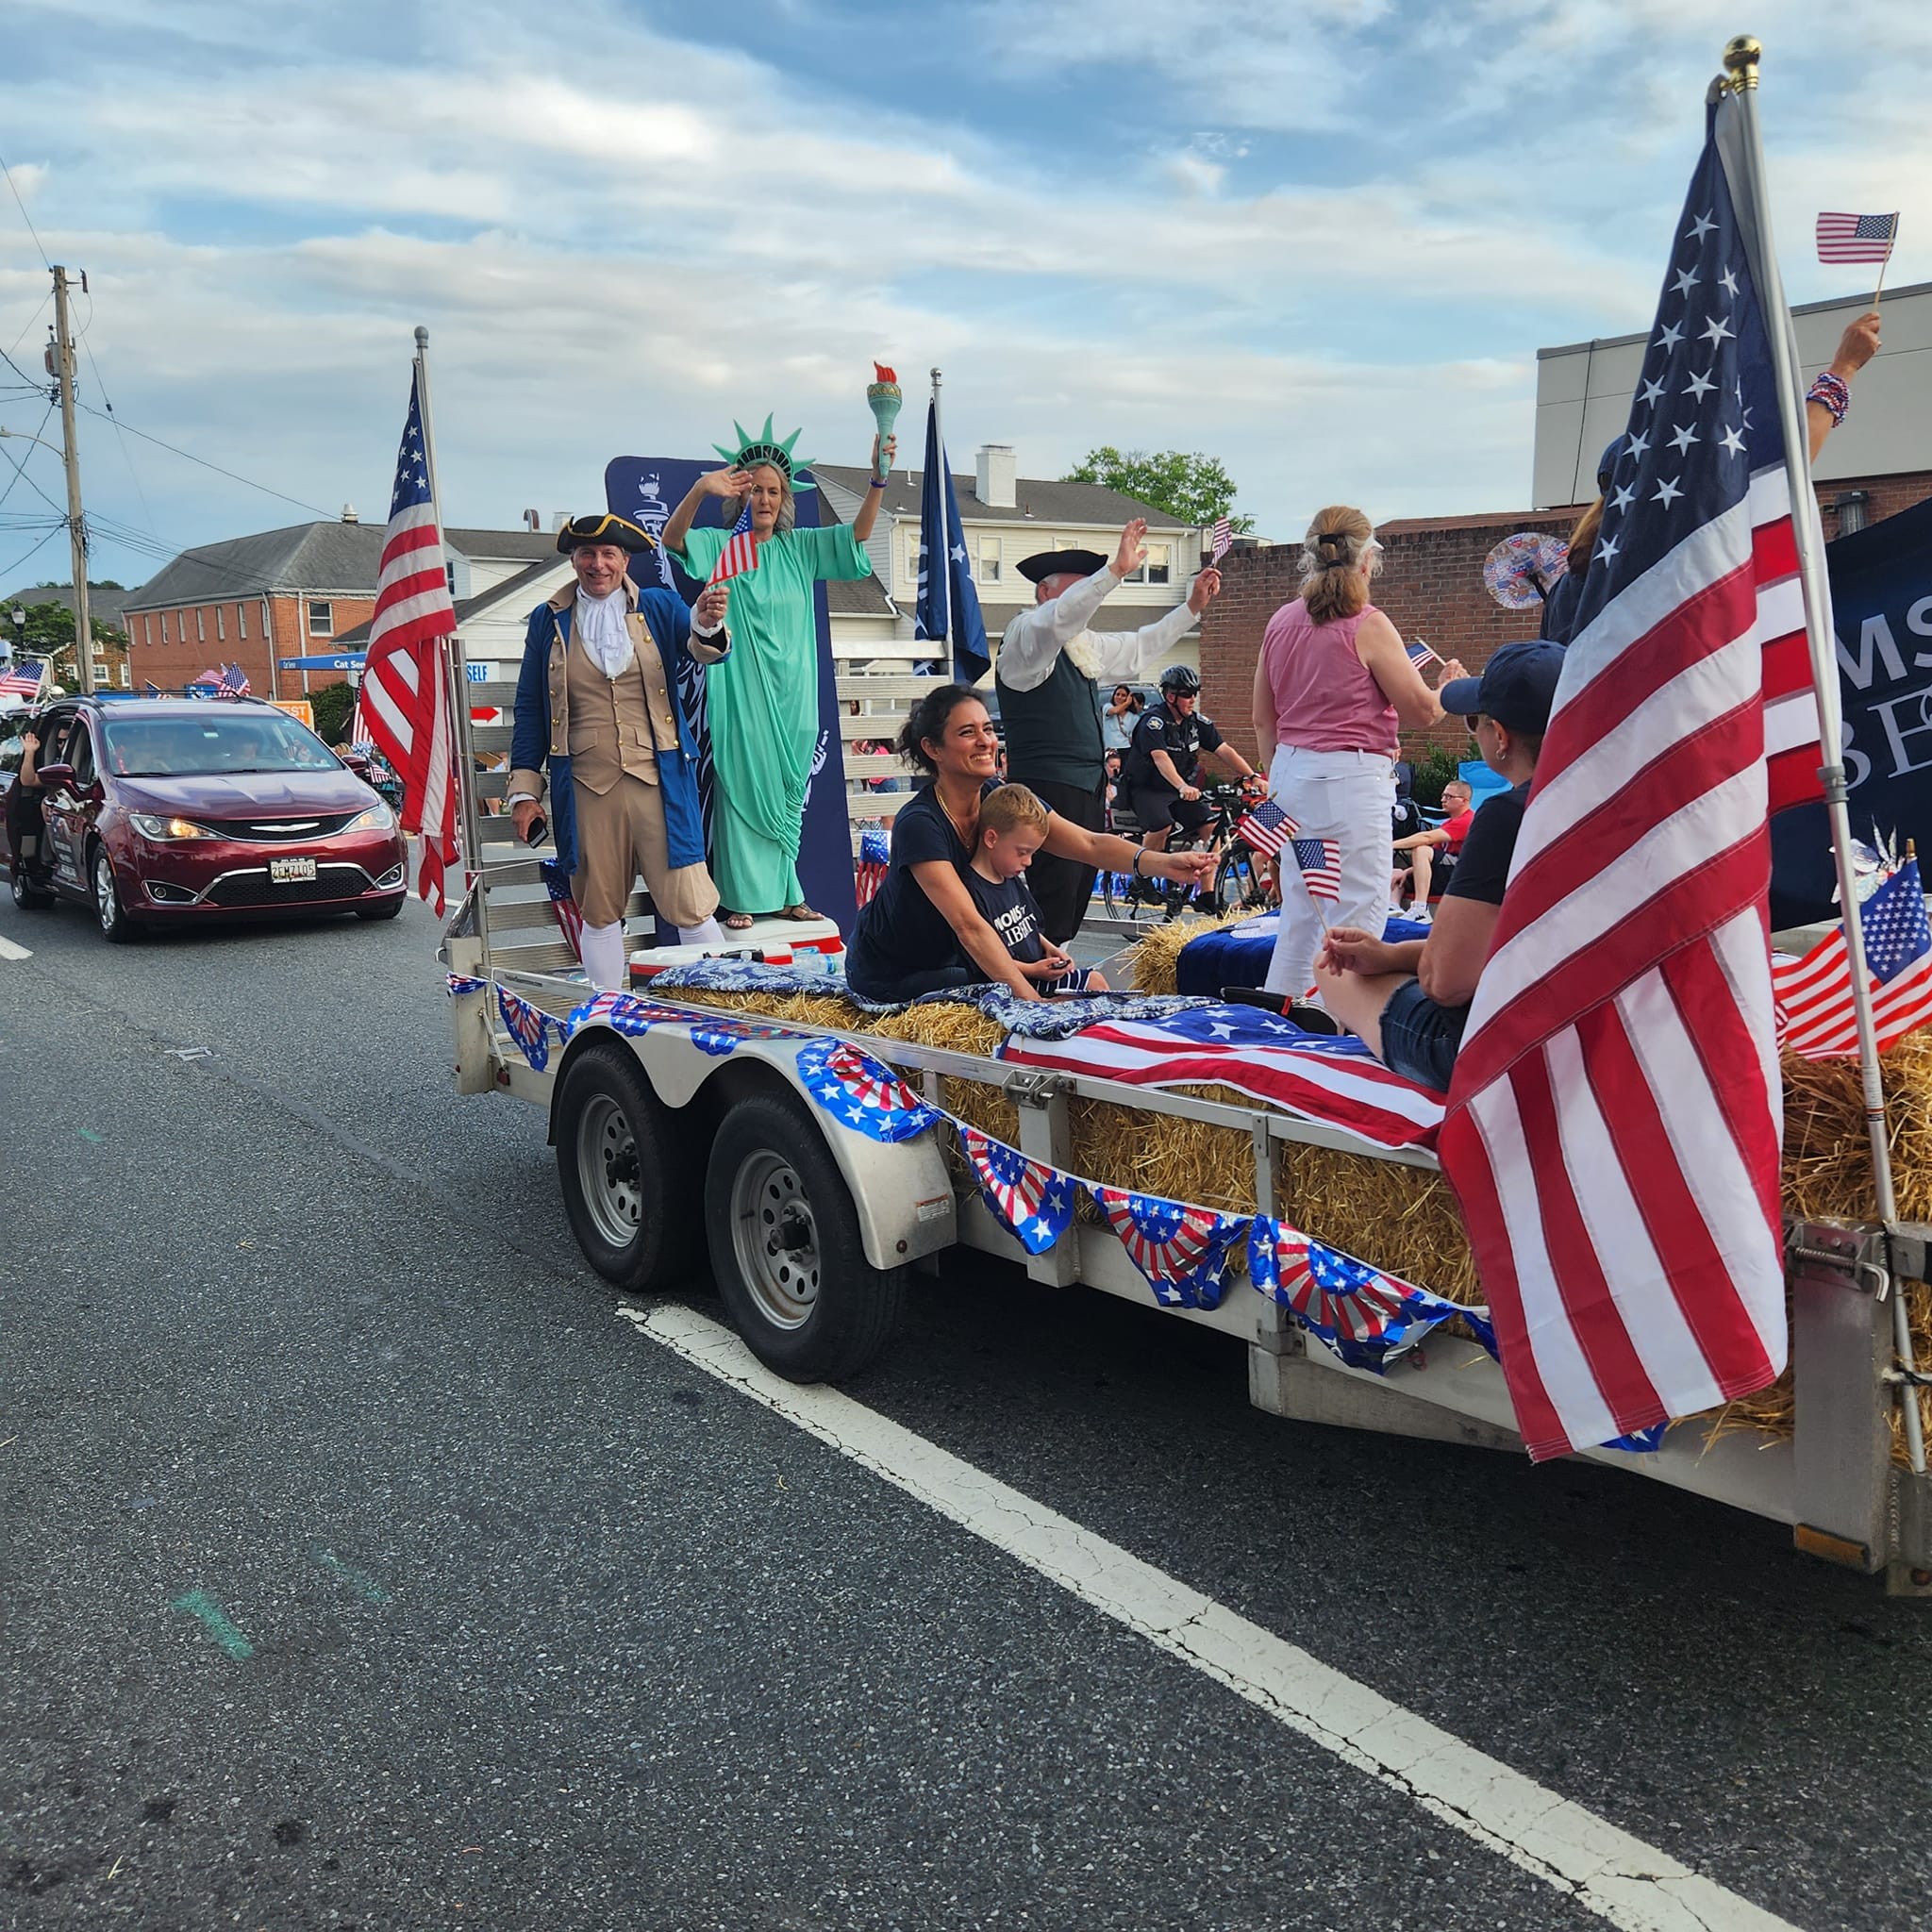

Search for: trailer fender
xmin=562 ymin=1022 xmax=958 ymax=1273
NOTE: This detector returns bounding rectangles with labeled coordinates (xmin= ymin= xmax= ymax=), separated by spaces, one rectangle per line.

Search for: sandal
xmin=777 ymin=903 xmax=822 ymax=922
xmin=720 ymin=909 xmax=755 ymax=931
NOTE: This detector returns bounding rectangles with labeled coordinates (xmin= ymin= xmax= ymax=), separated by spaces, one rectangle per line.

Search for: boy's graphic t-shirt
xmin=961 ymin=866 xmax=1049 ymax=964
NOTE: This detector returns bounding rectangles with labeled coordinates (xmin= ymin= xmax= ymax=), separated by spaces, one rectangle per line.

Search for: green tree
xmin=1061 ymin=448 xmax=1254 ymax=532
xmin=5 ymin=590 xmax=129 ymax=688
xmin=311 ymin=679 xmax=356 ymax=745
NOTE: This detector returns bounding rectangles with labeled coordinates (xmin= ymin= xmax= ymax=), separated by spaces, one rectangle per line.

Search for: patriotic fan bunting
xmin=497 ymin=985 xmax=561 ymax=1071
xmin=959 ymin=1126 xmax=1076 ymax=1255
xmin=796 ymin=1037 xmax=943 ymax=1142
xmin=445 ymin=973 xmax=486 ymax=996
xmin=1247 ymin=1219 xmax=1474 ymax=1371
xmin=1088 ymin=1184 xmax=1247 ymax=1309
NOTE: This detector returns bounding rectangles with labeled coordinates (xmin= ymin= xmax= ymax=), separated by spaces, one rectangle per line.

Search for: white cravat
xmin=576 ymin=586 xmax=635 ymax=679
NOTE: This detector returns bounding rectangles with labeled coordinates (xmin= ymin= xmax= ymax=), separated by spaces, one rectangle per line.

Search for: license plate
xmin=270 ymin=856 xmax=318 ymax=883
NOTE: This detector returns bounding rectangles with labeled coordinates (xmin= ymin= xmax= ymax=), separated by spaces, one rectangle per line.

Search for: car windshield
xmin=102 ymin=712 xmax=341 ymax=778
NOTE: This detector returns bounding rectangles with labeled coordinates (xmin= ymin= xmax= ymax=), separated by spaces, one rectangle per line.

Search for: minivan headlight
xmin=127 ymin=813 xmax=215 ymax=841
xmin=344 ymin=801 xmax=396 ymax=833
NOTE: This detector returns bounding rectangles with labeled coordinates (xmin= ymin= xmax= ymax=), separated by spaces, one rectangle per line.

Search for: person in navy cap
xmin=1311 ymin=641 xmax=1564 ymax=1092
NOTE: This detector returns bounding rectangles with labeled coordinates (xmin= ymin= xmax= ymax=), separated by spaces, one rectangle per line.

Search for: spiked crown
xmin=714 ymin=412 xmax=818 ymax=494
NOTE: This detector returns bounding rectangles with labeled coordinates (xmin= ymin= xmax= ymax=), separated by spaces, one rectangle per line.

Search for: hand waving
xmin=1111 ymin=518 xmax=1148 ymax=580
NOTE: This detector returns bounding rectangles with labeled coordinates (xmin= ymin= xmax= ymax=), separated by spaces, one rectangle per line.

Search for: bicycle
xmin=1100 ymin=781 xmax=1274 ymax=923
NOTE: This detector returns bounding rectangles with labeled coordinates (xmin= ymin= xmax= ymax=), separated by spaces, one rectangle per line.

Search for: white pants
xmin=1262 ymin=745 xmax=1396 ymax=997
xmin=579 ymin=915 xmax=724 ymax=991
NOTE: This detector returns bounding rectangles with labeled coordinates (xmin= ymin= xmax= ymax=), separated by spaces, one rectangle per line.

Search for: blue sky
xmin=1 ymin=0 xmax=1922 ymax=592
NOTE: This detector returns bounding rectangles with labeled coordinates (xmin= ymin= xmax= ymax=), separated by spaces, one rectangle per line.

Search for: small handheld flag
xmin=708 ymin=526 xmax=760 ymax=585
xmin=1208 ymin=517 xmax=1232 ymax=564
xmin=1235 ymin=796 xmax=1299 ymax=858
xmin=1290 ymin=837 xmax=1341 ymax=903
xmin=1404 ymin=638 xmax=1440 ymax=671
xmin=1815 ymin=211 xmax=1898 ymax=265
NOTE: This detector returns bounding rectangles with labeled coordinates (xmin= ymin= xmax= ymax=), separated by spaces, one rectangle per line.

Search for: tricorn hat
xmin=556 ymin=513 xmax=658 ymax=556
xmin=1017 ymin=548 xmax=1108 ymax=585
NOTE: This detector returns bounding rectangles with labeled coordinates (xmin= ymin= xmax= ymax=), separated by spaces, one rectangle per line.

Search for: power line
xmin=0 ymin=151 xmax=53 ymax=271
xmin=0 ymin=402 xmax=61 ymax=517
xmin=0 ymin=525 xmax=65 ymax=588
xmin=72 ymin=287 xmax=159 ymax=542
xmin=75 ymin=403 xmax=332 ymax=517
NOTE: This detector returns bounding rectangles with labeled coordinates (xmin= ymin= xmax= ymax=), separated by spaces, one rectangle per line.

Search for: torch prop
xmin=866 ymin=362 xmax=902 ymax=481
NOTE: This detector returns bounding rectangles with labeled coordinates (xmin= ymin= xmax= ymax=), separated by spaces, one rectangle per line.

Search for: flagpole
xmin=413 ymin=325 xmax=486 ymax=944
xmin=1721 ymin=38 xmax=1922 ymax=1473
xmin=928 ymin=367 xmax=951 ymax=648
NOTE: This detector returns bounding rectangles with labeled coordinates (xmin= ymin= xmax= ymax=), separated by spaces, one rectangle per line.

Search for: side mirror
xmin=340 ymin=750 xmax=373 ymax=779
xmin=34 ymin=761 xmax=75 ymax=789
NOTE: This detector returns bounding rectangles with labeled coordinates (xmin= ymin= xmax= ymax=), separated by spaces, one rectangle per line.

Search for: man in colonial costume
xmin=507 ymin=513 xmax=732 ymax=989
xmin=995 ymin=517 xmax=1222 ymax=941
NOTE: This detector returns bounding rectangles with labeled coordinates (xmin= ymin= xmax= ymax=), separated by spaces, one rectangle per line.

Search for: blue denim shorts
xmin=1377 ymin=978 xmax=1467 ymax=1093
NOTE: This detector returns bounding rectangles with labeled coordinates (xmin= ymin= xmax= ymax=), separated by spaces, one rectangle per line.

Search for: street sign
xmin=277 ymin=653 xmax=366 ymax=671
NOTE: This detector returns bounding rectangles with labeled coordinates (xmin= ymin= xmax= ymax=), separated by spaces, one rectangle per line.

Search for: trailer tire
xmin=705 ymin=1091 xmax=905 ymax=1383
xmin=554 ymin=1043 xmax=703 ymax=1293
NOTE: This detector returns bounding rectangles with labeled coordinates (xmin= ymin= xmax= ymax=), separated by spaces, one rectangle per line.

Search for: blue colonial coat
xmin=508 ymin=587 xmax=716 ymax=879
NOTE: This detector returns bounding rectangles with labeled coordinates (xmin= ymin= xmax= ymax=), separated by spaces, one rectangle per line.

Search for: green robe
xmin=670 ymin=521 xmax=874 ymax=911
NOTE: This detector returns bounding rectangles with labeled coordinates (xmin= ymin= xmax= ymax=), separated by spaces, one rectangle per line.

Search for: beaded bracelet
xmin=868 ymin=475 xmax=888 ymax=490
xmin=1807 ymin=369 xmax=1851 ymax=427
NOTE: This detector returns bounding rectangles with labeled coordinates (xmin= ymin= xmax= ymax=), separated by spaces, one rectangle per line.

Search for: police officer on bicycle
xmin=1120 ymin=664 xmax=1263 ymax=856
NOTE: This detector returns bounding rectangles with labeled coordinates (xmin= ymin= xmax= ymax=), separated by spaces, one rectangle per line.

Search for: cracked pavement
xmin=3 ymin=894 xmax=1929 ymax=1929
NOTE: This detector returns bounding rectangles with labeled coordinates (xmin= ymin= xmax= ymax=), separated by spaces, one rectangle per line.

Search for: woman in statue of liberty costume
xmin=664 ymin=415 xmax=895 ymax=926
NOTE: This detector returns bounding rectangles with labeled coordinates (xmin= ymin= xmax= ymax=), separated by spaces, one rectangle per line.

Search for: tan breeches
xmin=572 ymin=774 xmax=720 ymax=930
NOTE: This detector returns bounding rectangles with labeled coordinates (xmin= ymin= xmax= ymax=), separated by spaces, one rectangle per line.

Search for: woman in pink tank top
xmin=1251 ymin=506 xmax=1466 ymax=1000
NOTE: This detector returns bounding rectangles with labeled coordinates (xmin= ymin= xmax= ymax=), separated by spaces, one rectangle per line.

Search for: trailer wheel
xmin=554 ymin=1043 xmax=703 ymax=1292
xmin=705 ymin=1091 xmax=905 ymax=1383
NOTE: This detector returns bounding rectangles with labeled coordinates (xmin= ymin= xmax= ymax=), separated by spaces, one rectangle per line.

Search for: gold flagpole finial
xmin=1722 ymin=35 xmax=1761 ymax=91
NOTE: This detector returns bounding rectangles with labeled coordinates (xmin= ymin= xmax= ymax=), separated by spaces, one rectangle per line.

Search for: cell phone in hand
xmin=525 ymin=812 xmax=548 ymax=847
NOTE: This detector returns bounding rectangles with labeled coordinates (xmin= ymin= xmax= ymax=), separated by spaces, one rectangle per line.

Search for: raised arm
xmin=852 ymin=435 xmax=898 ymax=543
xmin=664 ymin=466 xmax=753 ymax=558
xmin=1807 ymin=311 xmax=1880 ymax=462
xmin=1355 ymin=612 xmax=1466 ymax=733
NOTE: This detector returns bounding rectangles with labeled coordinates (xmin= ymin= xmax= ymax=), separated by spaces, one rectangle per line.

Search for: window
xmin=906 ymin=530 xmax=924 ymax=583
xmin=238 ymin=603 xmax=249 ymax=640
xmin=160 ymin=612 xmax=170 ymax=643
xmin=143 ymin=614 xmax=154 ymax=646
xmin=308 ymin=601 xmax=333 ymax=637
xmin=216 ymin=606 xmax=225 ymax=641
xmin=195 ymin=608 xmax=205 ymax=641
xmin=977 ymin=539 xmax=1001 ymax=584
xmin=1142 ymin=543 xmax=1172 ymax=586
xmin=446 ymin=562 xmax=458 ymax=595
xmin=118 ymin=661 xmax=131 ymax=689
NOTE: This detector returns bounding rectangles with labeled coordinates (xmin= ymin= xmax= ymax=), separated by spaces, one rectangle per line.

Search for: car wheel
xmin=704 ymin=1090 xmax=905 ymax=1383
xmin=554 ymin=1042 xmax=704 ymax=1292
xmin=92 ymin=842 xmax=141 ymax=944
xmin=8 ymin=863 xmax=53 ymax=910
xmin=355 ymin=899 xmax=405 ymax=921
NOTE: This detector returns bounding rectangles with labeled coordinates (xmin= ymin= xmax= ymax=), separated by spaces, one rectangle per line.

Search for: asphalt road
xmin=3 ymin=890 xmax=1930 ymax=1930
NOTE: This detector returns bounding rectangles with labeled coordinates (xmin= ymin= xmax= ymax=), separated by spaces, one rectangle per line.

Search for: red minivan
xmin=4 ymin=695 xmax=408 ymax=942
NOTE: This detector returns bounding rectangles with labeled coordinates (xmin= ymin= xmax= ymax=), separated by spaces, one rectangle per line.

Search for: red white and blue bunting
xmin=958 ymin=1124 xmax=1077 ymax=1255
xmin=1087 ymin=1184 xmax=1248 ymax=1309
xmin=796 ymin=1037 xmax=944 ymax=1143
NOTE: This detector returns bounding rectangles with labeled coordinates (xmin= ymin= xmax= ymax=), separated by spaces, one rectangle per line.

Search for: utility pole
xmin=48 ymin=265 xmax=94 ymax=692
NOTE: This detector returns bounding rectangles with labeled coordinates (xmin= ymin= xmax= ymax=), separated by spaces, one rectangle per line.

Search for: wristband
xmin=1807 ymin=370 xmax=1850 ymax=427
xmin=1132 ymin=846 xmax=1145 ymax=876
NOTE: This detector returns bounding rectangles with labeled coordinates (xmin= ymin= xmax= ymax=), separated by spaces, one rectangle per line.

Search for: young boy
xmin=964 ymin=784 xmax=1109 ymax=994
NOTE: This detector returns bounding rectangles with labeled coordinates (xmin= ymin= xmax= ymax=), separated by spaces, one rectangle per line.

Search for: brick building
xmin=125 ymin=518 xmax=555 ymax=698
xmin=1200 ymin=464 xmax=1932 ymax=775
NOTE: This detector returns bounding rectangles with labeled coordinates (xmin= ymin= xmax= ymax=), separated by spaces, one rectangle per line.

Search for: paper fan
xmin=1482 ymin=532 xmax=1570 ymax=610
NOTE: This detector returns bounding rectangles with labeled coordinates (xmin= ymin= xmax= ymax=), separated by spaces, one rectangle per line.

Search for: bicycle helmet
xmin=1158 ymin=664 xmax=1200 ymax=694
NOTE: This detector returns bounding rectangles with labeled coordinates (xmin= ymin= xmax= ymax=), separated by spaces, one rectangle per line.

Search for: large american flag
xmin=1439 ymin=94 xmax=1801 ymax=1462
xmin=1815 ymin=211 xmax=1898 ymax=265
xmin=359 ymin=366 xmax=459 ymax=914
xmin=1774 ymin=859 xmax=1932 ymax=1058
xmin=1000 ymin=1003 xmax=1444 ymax=1153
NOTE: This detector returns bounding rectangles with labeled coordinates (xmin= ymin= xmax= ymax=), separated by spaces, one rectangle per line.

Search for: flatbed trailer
xmin=444 ymin=840 xmax=1932 ymax=1599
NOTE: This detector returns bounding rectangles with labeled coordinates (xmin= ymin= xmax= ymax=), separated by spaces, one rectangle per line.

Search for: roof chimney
xmin=551 ymin=511 xmax=572 ymax=532
xmin=524 ymin=508 xmax=541 ymax=532
xmin=974 ymin=443 xmax=1016 ymax=510
xmin=341 ymin=503 xmax=358 ymax=524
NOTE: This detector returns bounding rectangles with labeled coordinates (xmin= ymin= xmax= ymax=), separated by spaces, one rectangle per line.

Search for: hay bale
xmin=1781 ymin=1032 xmax=1932 ymax=1223
xmin=1124 ymin=908 xmax=1250 ymax=995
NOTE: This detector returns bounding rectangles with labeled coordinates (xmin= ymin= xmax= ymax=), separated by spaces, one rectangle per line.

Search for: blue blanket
xmin=1174 ymin=912 xmax=1432 ymax=998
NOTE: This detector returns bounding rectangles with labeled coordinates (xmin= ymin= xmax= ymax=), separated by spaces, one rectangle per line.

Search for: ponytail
xmin=1299 ymin=503 xmax=1378 ymax=625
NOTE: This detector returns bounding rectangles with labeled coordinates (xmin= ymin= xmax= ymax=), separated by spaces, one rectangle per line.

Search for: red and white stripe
xmin=1001 ymin=1022 xmax=1443 ymax=1153
xmin=1441 ymin=472 xmax=1792 ymax=1461
xmin=708 ymin=530 xmax=760 ymax=584
xmin=361 ymin=499 xmax=459 ymax=914
xmin=1774 ymin=935 xmax=1932 ymax=1058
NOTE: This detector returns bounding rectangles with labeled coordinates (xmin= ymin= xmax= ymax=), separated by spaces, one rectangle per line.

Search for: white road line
xmin=620 ymin=1300 xmax=1797 ymax=1932
xmin=0 ymin=936 xmax=31 ymax=961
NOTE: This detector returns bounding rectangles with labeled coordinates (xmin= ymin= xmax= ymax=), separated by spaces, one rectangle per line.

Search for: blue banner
xmin=912 ymin=399 xmax=991 ymax=684
xmin=603 ymin=455 xmax=858 ymax=937
xmin=1773 ymin=496 xmax=1932 ymax=927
